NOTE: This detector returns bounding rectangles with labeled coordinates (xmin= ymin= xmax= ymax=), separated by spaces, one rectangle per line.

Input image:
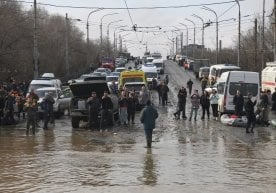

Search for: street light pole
xmin=33 ymin=0 xmax=38 ymax=79
xmin=235 ymin=0 xmax=241 ymax=67
xmin=107 ymin=20 xmax=122 ymax=56
xmin=179 ymin=23 xmax=189 ymax=59
xmin=100 ymin=13 xmax=118 ymax=58
xmin=65 ymin=14 xmax=81 ymax=77
xmin=185 ymin=18 xmax=196 ymax=60
xmin=86 ymin=8 xmax=103 ymax=69
xmin=192 ymin=14 xmax=205 ymax=58
xmin=114 ymin=26 xmax=127 ymax=55
xmin=202 ymin=6 xmax=218 ymax=64
xmin=65 ymin=13 xmax=69 ymax=77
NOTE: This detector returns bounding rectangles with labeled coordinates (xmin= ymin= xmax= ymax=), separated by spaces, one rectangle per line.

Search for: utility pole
xmin=185 ymin=18 xmax=196 ymax=59
xmin=202 ymin=6 xmax=218 ymax=64
xmin=274 ymin=0 xmax=276 ymax=61
xmin=254 ymin=19 xmax=258 ymax=68
xmin=181 ymin=32 xmax=183 ymax=55
xmin=65 ymin=13 xmax=69 ymax=77
xmin=261 ymin=0 xmax=265 ymax=70
xmin=176 ymin=36 xmax=178 ymax=54
xmin=33 ymin=0 xmax=39 ymax=79
xmin=219 ymin=40 xmax=222 ymax=63
xmin=235 ymin=0 xmax=241 ymax=67
xmin=172 ymin=38 xmax=175 ymax=56
xmin=192 ymin=14 xmax=205 ymax=58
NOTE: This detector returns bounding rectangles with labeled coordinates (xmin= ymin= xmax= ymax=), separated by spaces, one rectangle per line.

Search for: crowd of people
xmin=0 ymin=78 xmax=28 ymax=126
xmin=0 ymin=77 xmax=57 ymax=134
xmin=173 ymin=87 xmax=219 ymax=122
xmin=173 ymin=80 xmax=276 ymax=134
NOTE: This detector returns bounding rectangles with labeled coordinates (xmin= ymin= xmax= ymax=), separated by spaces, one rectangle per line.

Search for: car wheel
xmin=71 ymin=117 xmax=80 ymax=128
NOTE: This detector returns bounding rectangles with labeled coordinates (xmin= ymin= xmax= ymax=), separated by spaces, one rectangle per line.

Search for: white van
xmin=152 ymin=59 xmax=165 ymax=74
xmin=141 ymin=66 xmax=158 ymax=89
xmin=28 ymin=78 xmax=62 ymax=93
xmin=216 ymin=71 xmax=260 ymax=115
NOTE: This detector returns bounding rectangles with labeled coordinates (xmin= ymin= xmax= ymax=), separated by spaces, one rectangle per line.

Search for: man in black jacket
xmin=87 ymin=91 xmax=101 ymax=129
xmin=101 ymin=91 xmax=114 ymax=127
xmin=233 ymin=90 xmax=244 ymax=116
xmin=174 ymin=87 xmax=187 ymax=119
xmin=244 ymin=93 xmax=257 ymax=133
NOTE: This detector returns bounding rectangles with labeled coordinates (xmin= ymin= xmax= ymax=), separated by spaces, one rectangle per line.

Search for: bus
xmin=209 ymin=64 xmax=240 ymax=83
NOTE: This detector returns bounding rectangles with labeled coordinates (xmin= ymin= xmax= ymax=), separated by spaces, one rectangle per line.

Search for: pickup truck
xmin=69 ymin=79 xmax=118 ymax=128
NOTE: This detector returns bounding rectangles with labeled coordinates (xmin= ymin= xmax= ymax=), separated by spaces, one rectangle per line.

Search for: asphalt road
xmin=0 ymin=61 xmax=275 ymax=193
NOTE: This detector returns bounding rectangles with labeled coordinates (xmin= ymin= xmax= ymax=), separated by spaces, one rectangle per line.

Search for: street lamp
xmin=119 ymin=33 xmax=130 ymax=52
xmin=235 ymin=0 xmax=241 ymax=67
xmin=192 ymin=14 xmax=205 ymax=58
xmin=114 ymin=25 xmax=127 ymax=55
xmin=65 ymin=13 xmax=81 ymax=77
xmin=172 ymin=29 xmax=180 ymax=54
xmin=202 ymin=6 xmax=218 ymax=64
xmin=86 ymin=8 xmax=103 ymax=67
xmin=185 ymin=18 xmax=196 ymax=60
xmin=179 ymin=23 xmax=189 ymax=58
xmin=100 ymin=13 xmax=119 ymax=57
xmin=107 ymin=20 xmax=122 ymax=56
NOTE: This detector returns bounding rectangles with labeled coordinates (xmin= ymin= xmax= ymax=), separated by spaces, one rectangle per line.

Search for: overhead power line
xmin=6 ymin=0 xmax=244 ymax=10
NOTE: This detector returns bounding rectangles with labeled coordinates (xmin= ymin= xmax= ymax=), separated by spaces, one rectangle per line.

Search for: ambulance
xmin=261 ymin=62 xmax=276 ymax=92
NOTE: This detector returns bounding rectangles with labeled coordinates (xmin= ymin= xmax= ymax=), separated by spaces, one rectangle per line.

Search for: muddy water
xmin=0 ymin=65 xmax=276 ymax=192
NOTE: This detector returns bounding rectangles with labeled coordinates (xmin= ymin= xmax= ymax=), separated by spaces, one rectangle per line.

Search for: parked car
xmin=69 ymin=79 xmax=118 ymax=128
xmin=114 ymin=67 xmax=126 ymax=73
xmin=28 ymin=79 xmax=61 ymax=93
xmin=94 ymin=68 xmax=111 ymax=76
xmin=36 ymin=87 xmax=71 ymax=117
xmin=152 ymin=59 xmax=165 ymax=74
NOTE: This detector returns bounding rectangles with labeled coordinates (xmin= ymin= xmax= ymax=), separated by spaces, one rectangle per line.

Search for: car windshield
xmin=95 ymin=69 xmax=106 ymax=73
xmin=146 ymin=72 xmax=158 ymax=78
xmin=122 ymin=78 xmax=144 ymax=85
xmin=92 ymin=72 xmax=104 ymax=76
xmin=106 ymin=76 xmax=118 ymax=82
xmin=79 ymin=75 xmax=90 ymax=79
xmin=35 ymin=90 xmax=57 ymax=98
xmin=154 ymin=63 xmax=162 ymax=67
xmin=201 ymin=69 xmax=210 ymax=73
xmin=28 ymin=84 xmax=53 ymax=92
xmin=229 ymin=83 xmax=258 ymax=96
xmin=124 ymin=84 xmax=145 ymax=92
xmin=111 ymin=72 xmax=120 ymax=76
xmin=115 ymin=68 xmax=125 ymax=72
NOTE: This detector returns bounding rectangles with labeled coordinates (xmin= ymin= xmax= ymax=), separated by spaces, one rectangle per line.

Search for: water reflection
xmin=142 ymin=149 xmax=157 ymax=186
xmin=42 ymin=129 xmax=55 ymax=151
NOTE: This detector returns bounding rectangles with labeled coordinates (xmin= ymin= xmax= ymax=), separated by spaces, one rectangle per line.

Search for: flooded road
xmin=0 ymin=61 xmax=275 ymax=193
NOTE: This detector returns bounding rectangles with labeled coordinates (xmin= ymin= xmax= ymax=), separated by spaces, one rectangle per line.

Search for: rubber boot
xmin=246 ymin=128 xmax=250 ymax=133
xmin=250 ymin=128 xmax=254 ymax=133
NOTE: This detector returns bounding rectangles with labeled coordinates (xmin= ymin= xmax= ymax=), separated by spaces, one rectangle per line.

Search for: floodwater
xmin=0 ymin=62 xmax=275 ymax=193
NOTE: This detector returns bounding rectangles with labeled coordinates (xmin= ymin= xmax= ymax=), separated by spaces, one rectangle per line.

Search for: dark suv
xmin=69 ymin=79 xmax=118 ymax=128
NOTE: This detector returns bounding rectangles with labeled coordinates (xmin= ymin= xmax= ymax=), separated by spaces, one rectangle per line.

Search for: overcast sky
xmin=24 ymin=0 xmax=274 ymax=58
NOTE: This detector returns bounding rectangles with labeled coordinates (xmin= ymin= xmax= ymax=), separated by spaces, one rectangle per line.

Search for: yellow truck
xmin=119 ymin=70 xmax=147 ymax=89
